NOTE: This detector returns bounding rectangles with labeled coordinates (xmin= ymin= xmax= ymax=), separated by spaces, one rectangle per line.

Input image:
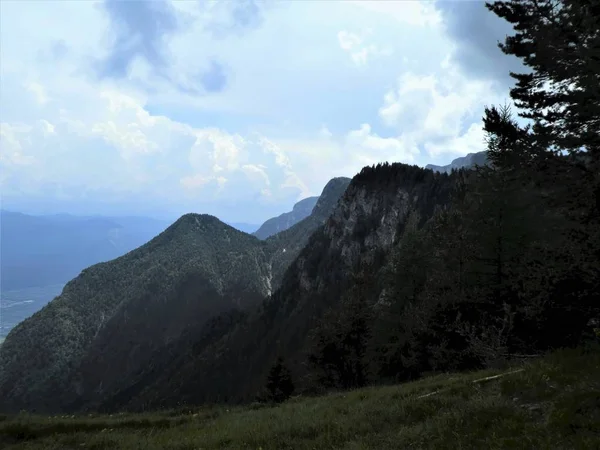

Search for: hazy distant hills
xmin=0 ymin=193 xmax=332 ymax=339
xmin=0 ymin=211 xmax=171 ymax=291
xmin=226 ymin=222 xmax=260 ymax=234
xmin=0 ymin=284 xmax=65 ymax=340
xmin=253 ymin=196 xmax=319 ymax=239
xmin=426 ymin=151 xmax=488 ymax=173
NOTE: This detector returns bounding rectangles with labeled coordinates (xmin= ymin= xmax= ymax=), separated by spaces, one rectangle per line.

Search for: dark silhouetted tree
xmin=265 ymin=357 xmax=294 ymax=403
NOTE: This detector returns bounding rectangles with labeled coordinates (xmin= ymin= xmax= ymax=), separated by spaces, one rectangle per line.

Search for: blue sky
xmin=0 ymin=0 xmax=520 ymax=223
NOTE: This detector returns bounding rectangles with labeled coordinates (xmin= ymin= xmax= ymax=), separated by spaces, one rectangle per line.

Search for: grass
xmin=1 ymin=348 xmax=599 ymax=449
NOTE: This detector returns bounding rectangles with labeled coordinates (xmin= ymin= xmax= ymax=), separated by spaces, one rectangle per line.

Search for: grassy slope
xmin=1 ymin=348 xmax=599 ymax=450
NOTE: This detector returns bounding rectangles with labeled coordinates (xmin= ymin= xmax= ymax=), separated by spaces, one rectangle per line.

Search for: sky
xmin=0 ymin=0 xmax=521 ymax=223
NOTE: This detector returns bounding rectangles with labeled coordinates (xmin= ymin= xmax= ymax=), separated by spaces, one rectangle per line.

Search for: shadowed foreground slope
xmin=1 ymin=348 xmax=598 ymax=449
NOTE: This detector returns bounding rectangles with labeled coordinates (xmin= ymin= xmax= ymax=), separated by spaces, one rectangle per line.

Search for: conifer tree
xmin=486 ymin=0 xmax=600 ymax=158
xmin=265 ymin=357 xmax=294 ymax=403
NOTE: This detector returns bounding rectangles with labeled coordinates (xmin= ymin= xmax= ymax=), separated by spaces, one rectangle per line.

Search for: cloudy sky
xmin=0 ymin=0 xmax=520 ymax=223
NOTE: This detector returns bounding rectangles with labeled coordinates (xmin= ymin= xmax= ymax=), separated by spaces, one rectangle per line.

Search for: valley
xmin=0 ymin=284 xmax=65 ymax=340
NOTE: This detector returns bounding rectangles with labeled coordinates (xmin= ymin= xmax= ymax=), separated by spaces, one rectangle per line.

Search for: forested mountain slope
xmin=0 ymin=178 xmax=350 ymax=414
xmin=101 ymin=140 xmax=599 ymax=412
xmin=264 ymin=177 xmax=351 ymax=288
xmin=253 ymin=196 xmax=319 ymax=240
xmin=95 ymin=165 xmax=455 ymax=411
xmin=0 ymin=215 xmax=271 ymax=413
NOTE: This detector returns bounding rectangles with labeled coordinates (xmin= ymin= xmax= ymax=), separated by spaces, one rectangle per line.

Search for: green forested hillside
xmin=0 ymin=214 xmax=272 ymax=413
xmin=0 ymin=179 xmax=351 ymax=414
xmin=97 ymin=0 xmax=599 ymax=412
xmin=265 ymin=177 xmax=351 ymax=287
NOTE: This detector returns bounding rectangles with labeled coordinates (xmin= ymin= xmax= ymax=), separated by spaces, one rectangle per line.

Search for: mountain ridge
xmin=0 ymin=210 xmax=170 ymax=292
xmin=426 ymin=151 xmax=488 ymax=173
xmin=90 ymin=166 xmax=454 ymax=411
xmin=0 ymin=178 xmax=352 ymax=414
xmin=253 ymin=196 xmax=319 ymax=240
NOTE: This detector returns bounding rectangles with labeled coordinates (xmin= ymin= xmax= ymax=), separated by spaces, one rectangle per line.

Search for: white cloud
xmin=180 ymin=174 xmax=212 ymax=190
xmin=350 ymin=1 xmax=442 ymax=27
xmin=346 ymin=124 xmax=418 ymax=163
xmin=241 ymin=164 xmax=271 ymax=188
xmin=337 ymin=30 xmax=392 ymax=67
xmin=378 ymin=60 xmax=502 ymax=158
xmin=337 ymin=30 xmax=363 ymax=51
xmin=319 ymin=125 xmax=333 ymax=139
xmin=0 ymin=123 xmax=37 ymax=166
xmin=0 ymin=0 xmax=513 ymax=221
xmin=39 ymin=120 xmax=55 ymax=136
xmin=25 ymin=82 xmax=50 ymax=105
xmin=189 ymin=129 xmax=244 ymax=174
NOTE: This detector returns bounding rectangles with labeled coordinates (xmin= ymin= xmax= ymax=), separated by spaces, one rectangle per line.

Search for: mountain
xmin=0 ymin=215 xmax=272 ymax=412
xmin=0 ymin=211 xmax=170 ymax=291
xmin=227 ymin=222 xmax=260 ymax=234
xmin=2 ymin=156 xmax=595 ymax=415
xmin=426 ymin=151 xmax=488 ymax=173
xmin=264 ymin=178 xmax=350 ymax=288
xmin=253 ymin=196 xmax=319 ymax=239
xmin=95 ymin=165 xmax=455 ymax=411
xmin=0 ymin=177 xmax=350 ymax=414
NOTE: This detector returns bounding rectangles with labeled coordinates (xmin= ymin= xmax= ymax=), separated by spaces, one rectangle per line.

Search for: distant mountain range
xmin=0 ymin=195 xmax=334 ymax=294
xmin=0 ymin=192 xmax=340 ymax=343
xmin=253 ymin=196 xmax=319 ymax=239
xmin=226 ymin=222 xmax=260 ymax=234
xmin=0 ymin=211 xmax=171 ymax=292
xmin=426 ymin=151 xmax=488 ymax=173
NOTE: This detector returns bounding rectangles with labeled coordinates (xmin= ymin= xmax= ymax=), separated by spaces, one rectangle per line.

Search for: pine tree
xmin=487 ymin=0 xmax=600 ymax=348
xmin=306 ymin=270 xmax=373 ymax=391
xmin=265 ymin=357 xmax=294 ymax=403
xmin=486 ymin=0 xmax=600 ymax=157
xmin=486 ymin=0 xmax=600 ymax=222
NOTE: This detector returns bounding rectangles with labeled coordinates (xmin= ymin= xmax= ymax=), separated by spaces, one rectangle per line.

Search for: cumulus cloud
xmin=350 ymin=1 xmax=442 ymax=27
xmin=337 ymin=30 xmax=392 ymax=66
xmin=25 ymin=82 xmax=50 ymax=105
xmin=346 ymin=124 xmax=419 ymax=163
xmin=95 ymin=0 xmax=230 ymax=95
xmin=0 ymin=123 xmax=38 ymax=166
xmin=378 ymin=61 xmax=503 ymax=159
xmin=433 ymin=0 xmax=524 ymax=88
xmin=0 ymin=0 xmax=521 ymax=221
xmin=200 ymin=0 xmax=267 ymax=38
xmin=97 ymin=0 xmax=180 ymax=78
